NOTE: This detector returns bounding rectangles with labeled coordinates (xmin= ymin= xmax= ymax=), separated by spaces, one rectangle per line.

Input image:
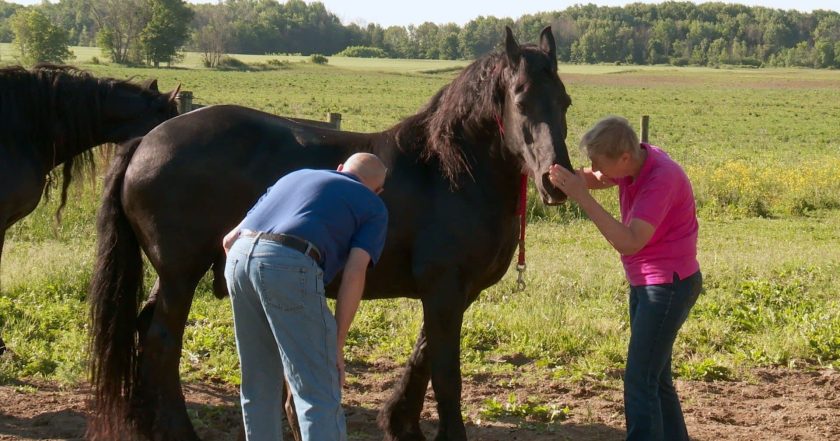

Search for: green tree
xmin=0 ymin=1 xmax=24 ymax=43
xmin=192 ymin=2 xmax=232 ymax=68
xmin=40 ymin=0 xmax=95 ymax=46
xmin=383 ymin=25 xmax=414 ymax=58
xmin=365 ymin=23 xmax=386 ymax=48
xmin=436 ymin=23 xmax=461 ymax=60
xmin=92 ymin=0 xmax=150 ymax=64
xmin=650 ymin=20 xmax=677 ymax=60
xmin=572 ymin=20 xmax=623 ymax=63
xmin=707 ymin=37 xmax=729 ymax=66
xmin=458 ymin=16 xmax=512 ymax=59
xmin=413 ymin=22 xmax=440 ymax=59
xmin=814 ymin=14 xmax=840 ymax=43
xmin=835 ymin=41 xmax=840 ymax=67
xmin=140 ymin=0 xmax=193 ymax=66
xmin=814 ymin=40 xmax=835 ymax=68
xmin=10 ymin=8 xmax=73 ymax=65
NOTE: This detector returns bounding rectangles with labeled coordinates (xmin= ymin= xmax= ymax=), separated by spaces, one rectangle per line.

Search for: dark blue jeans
xmin=625 ymin=271 xmax=702 ymax=441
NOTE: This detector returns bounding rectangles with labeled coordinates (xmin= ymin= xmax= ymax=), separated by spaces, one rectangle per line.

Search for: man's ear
xmin=337 ymin=163 xmax=344 ymax=171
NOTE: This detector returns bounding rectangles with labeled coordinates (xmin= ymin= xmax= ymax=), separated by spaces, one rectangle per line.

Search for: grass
xmin=1 ymin=49 xmax=839 ymax=388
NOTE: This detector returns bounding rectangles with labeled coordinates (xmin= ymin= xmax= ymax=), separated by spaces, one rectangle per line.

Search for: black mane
xmin=393 ymin=51 xmax=507 ymax=183
xmin=395 ymin=45 xmax=545 ymax=183
xmin=0 ymin=64 xmax=155 ymax=215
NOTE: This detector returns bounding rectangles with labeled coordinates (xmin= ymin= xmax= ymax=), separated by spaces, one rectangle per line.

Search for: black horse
xmin=0 ymin=64 xmax=179 ymax=354
xmin=89 ymin=27 xmax=573 ymax=441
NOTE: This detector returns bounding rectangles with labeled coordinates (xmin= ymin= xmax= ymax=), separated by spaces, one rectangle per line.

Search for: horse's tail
xmin=87 ymin=137 xmax=144 ymax=440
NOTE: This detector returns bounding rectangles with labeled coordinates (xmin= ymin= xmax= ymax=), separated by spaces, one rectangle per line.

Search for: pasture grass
xmin=2 ymin=185 xmax=838 ymax=386
xmin=1 ymin=53 xmax=839 ymax=387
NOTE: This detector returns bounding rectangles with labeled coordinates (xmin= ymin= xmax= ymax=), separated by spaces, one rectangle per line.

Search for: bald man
xmin=223 ymin=153 xmax=388 ymax=441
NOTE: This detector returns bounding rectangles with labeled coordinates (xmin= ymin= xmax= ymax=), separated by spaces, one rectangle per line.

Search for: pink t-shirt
xmin=615 ymin=144 xmax=699 ymax=286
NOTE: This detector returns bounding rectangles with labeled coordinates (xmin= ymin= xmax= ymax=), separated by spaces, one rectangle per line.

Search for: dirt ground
xmin=0 ymin=362 xmax=837 ymax=441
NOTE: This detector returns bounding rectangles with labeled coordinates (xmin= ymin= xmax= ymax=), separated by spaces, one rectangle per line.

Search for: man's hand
xmin=336 ymin=347 xmax=346 ymax=388
xmin=222 ymin=228 xmax=241 ymax=254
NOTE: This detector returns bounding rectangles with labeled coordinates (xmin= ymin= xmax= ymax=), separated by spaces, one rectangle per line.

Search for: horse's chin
xmin=539 ymin=172 xmax=568 ymax=205
xmin=542 ymin=194 xmax=567 ymax=206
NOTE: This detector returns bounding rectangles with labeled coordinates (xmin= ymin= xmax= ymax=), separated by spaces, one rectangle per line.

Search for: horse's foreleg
xmin=381 ymin=268 xmax=468 ymax=441
xmin=133 ymin=276 xmax=200 ymax=441
xmin=422 ymin=290 xmax=467 ymax=441
xmin=379 ymin=328 xmax=431 ymax=441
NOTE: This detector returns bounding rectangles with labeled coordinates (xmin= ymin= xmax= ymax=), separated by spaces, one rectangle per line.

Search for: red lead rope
xmin=497 ymin=113 xmax=528 ymax=291
xmin=516 ymin=173 xmax=528 ymax=291
xmin=517 ymin=173 xmax=528 ymax=265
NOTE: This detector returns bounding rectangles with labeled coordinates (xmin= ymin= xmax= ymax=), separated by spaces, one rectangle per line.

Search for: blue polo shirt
xmin=241 ymin=169 xmax=388 ymax=284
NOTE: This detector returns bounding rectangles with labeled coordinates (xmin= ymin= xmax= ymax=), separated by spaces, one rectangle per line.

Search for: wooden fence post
xmin=328 ymin=112 xmax=342 ymax=130
xmin=177 ymin=91 xmax=194 ymax=114
xmin=640 ymin=115 xmax=650 ymax=143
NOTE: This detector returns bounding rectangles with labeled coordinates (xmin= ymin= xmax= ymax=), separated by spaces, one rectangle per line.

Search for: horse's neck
xmin=43 ymin=78 xmax=106 ymax=170
xmin=382 ymin=117 xmax=521 ymax=209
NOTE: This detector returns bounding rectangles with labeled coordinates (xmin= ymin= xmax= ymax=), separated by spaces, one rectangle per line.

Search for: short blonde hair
xmin=579 ymin=116 xmax=640 ymax=160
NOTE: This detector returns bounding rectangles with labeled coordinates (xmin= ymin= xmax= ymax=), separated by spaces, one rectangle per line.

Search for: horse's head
xmin=500 ymin=26 xmax=573 ymax=205
xmin=99 ymin=78 xmax=180 ymax=142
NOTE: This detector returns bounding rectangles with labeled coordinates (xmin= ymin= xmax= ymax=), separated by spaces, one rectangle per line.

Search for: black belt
xmin=241 ymin=230 xmax=322 ymax=263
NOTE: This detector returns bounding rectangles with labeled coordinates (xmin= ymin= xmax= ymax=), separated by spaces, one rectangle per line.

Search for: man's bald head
xmin=340 ymin=153 xmax=387 ymax=194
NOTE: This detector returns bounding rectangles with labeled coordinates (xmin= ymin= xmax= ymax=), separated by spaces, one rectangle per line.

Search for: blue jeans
xmin=625 ymin=271 xmax=702 ymax=441
xmin=225 ymin=235 xmax=346 ymax=441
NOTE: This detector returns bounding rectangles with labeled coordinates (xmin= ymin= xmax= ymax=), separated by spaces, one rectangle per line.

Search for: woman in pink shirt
xmin=549 ymin=116 xmax=702 ymax=441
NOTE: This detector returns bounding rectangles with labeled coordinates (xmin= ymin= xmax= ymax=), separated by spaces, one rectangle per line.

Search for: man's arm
xmin=334 ymin=247 xmax=371 ymax=386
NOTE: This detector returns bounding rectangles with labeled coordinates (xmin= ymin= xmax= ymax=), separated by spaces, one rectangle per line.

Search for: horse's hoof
xmin=383 ymin=432 xmax=425 ymax=441
xmin=432 ymin=429 xmax=467 ymax=441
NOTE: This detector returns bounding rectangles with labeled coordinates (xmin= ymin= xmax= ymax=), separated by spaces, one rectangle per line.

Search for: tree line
xmin=1 ymin=0 xmax=839 ymax=68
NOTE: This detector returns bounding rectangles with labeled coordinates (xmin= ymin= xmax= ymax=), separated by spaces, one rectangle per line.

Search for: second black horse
xmin=89 ymin=27 xmax=574 ymax=441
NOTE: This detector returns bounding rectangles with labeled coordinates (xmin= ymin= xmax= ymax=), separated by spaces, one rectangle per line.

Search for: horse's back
xmin=121 ymin=105 xmax=368 ymax=269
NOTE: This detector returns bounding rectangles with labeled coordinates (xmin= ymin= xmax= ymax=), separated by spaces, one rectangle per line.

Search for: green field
xmin=1 ymin=48 xmax=839 ymax=389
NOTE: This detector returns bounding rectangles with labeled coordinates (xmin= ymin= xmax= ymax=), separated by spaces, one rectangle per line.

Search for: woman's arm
xmin=549 ymin=165 xmax=653 ymax=255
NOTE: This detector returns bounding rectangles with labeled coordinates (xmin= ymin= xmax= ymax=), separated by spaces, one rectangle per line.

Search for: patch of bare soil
xmin=0 ymin=363 xmax=837 ymax=441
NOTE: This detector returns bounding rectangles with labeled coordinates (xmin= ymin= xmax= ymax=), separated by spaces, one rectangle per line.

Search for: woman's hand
xmin=549 ymin=164 xmax=589 ymax=202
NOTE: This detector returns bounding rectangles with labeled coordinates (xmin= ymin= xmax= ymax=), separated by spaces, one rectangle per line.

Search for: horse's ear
xmin=166 ymin=83 xmax=182 ymax=103
xmin=540 ymin=26 xmax=557 ymax=70
xmin=504 ymin=26 xmax=521 ymax=68
xmin=143 ymin=79 xmax=160 ymax=92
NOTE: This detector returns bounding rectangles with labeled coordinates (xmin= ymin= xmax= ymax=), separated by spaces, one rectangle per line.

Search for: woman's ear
xmin=337 ymin=163 xmax=344 ymax=172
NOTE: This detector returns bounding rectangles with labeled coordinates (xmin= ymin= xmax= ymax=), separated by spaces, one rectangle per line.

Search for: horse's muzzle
xmin=541 ymin=172 xmax=567 ymax=205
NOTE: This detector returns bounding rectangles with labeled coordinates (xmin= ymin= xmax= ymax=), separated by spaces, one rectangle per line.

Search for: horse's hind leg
xmin=211 ymin=252 xmax=229 ymax=299
xmin=133 ymin=274 xmax=202 ymax=441
xmin=379 ymin=328 xmax=430 ymax=441
xmin=0 ymin=229 xmax=5 ymax=355
xmin=137 ymin=280 xmax=160 ymax=342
